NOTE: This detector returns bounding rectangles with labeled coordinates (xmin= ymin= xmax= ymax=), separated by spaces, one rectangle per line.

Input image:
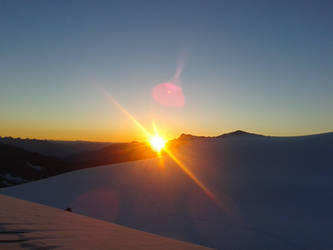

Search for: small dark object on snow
xmin=65 ymin=207 xmax=72 ymax=212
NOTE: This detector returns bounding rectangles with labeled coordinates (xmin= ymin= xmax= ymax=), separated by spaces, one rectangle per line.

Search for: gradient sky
xmin=1 ymin=0 xmax=333 ymax=142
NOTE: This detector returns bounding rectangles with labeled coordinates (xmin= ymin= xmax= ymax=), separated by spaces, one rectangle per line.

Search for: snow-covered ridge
xmin=2 ymin=131 xmax=333 ymax=249
xmin=2 ymin=133 xmax=333 ymax=249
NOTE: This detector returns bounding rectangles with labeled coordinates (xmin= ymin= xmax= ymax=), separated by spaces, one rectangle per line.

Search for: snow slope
xmin=0 ymin=194 xmax=211 ymax=250
xmin=2 ymin=132 xmax=333 ymax=249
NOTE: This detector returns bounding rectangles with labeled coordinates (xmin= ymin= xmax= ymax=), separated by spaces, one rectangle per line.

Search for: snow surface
xmin=3 ymin=174 xmax=26 ymax=184
xmin=0 ymin=194 xmax=211 ymax=250
xmin=26 ymin=162 xmax=43 ymax=171
xmin=2 ymin=133 xmax=333 ymax=249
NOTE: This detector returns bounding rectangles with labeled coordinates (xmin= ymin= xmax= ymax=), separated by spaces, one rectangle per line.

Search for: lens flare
xmin=103 ymin=91 xmax=229 ymax=212
xmin=149 ymin=135 xmax=166 ymax=152
xmin=152 ymin=82 xmax=185 ymax=107
xmin=151 ymin=52 xmax=187 ymax=107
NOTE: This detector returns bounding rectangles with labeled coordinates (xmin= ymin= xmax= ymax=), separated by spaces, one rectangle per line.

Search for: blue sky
xmin=1 ymin=0 xmax=333 ymax=141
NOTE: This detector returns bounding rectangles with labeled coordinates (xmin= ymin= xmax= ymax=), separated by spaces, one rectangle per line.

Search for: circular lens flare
xmin=152 ymin=82 xmax=185 ymax=107
xmin=149 ymin=135 xmax=166 ymax=152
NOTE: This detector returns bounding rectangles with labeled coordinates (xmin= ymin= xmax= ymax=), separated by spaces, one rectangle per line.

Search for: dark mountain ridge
xmin=177 ymin=130 xmax=263 ymax=141
xmin=0 ymin=141 xmax=156 ymax=188
xmin=0 ymin=142 xmax=70 ymax=187
xmin=0 ymin=136 xmax=113 ymax=157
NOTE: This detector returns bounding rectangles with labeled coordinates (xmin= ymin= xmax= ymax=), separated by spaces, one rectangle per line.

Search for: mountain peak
xmin=177 ymin=133 xmax=207 ymax=141
xmin=177 ymin=130 xmax=263 ymax=141
xmin=217 ymin=130 xmax=262 ymax=138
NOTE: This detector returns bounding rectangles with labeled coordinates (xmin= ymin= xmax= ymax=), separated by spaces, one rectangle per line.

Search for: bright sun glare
xmin=149 ymin=135 xmax=166 ymax=152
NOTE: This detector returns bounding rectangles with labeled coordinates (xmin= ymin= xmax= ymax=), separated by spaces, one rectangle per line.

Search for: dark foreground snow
xmin=0 ymin=194 xmax=211 ymax=250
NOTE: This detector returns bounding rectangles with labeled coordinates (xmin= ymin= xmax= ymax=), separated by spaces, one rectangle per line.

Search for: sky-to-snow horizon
xmin=1 ymin=1 xmax=333 ymax=142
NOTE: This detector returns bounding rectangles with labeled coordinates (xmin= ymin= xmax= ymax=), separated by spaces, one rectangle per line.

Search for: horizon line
xmin=1 ymin=129 xmax=333 ymax=143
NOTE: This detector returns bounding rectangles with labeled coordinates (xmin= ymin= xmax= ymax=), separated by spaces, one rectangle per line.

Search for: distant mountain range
xmin=1 ymin=130 xmax=332 ymax=188
xmin=0 ymin=136 xmax=113 ymax=157
xmin=0 ymin=138 xmax=156 ymax=188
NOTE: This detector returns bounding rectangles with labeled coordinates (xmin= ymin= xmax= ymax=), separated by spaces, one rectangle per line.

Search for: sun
xmin=149 ymin=134 xmax=166 ymax=152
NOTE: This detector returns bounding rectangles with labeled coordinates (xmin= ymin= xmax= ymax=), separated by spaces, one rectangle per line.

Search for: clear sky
xmin=1 ymin=0 xmax=333 ymax=142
